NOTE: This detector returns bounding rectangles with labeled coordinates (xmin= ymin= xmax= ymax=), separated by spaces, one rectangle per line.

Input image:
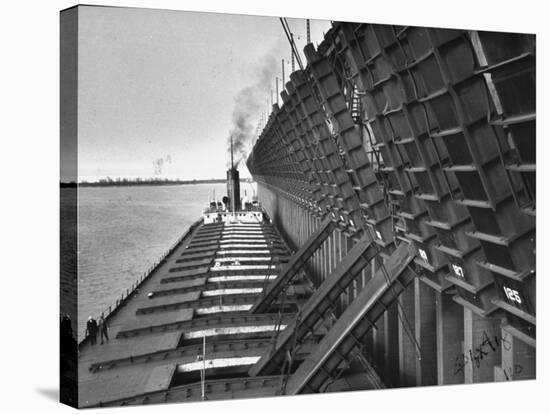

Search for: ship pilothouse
xmin=203 ymin=136 xmax=264 ymax=225
xmin=202 ymin=165 xmax=263 ymax=224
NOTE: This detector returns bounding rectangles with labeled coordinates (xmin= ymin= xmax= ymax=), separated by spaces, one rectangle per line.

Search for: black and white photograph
xmin=59 ymin=2 xmax=538 ymax=408
xmin=2 ymin=1 xmax=546 ymax=413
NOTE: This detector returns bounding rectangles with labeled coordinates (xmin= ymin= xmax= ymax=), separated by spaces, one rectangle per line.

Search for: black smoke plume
xmin=228 ymin=53 xmax=280 ymax=169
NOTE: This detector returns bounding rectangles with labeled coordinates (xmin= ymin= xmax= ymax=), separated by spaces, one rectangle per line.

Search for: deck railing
xmin=78 ymin=218 xmax=203 ymax=346
xmin=202 ymin=202 xmax=263 ymax=215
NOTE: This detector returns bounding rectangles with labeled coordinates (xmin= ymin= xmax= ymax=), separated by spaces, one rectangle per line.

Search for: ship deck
xmin=78 ymin=218 xmax=311 ymax=407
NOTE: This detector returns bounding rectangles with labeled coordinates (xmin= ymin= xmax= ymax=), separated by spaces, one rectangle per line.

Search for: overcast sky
xmin=72 ymin=6 xmax=330 ymax=181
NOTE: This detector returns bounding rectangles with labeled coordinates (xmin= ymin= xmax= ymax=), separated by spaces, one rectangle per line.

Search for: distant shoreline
xmin=60 ymin=179 xmax=252 ymax=188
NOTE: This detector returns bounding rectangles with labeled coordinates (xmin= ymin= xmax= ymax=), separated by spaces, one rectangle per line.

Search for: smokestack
xmin=307 ymin=19 xmax=311 ymax=44
xmin=230 ymin=135 xmax=234 ymax=168
xmin=226 ymin=167 xmax=240 ymax=213
xmin=227 ymin=135 xmax=240 ymax=212
xmin=281 ymin=59 xmax=285 ymax=86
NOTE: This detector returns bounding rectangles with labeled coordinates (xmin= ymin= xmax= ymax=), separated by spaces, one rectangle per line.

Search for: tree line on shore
xmin=60 ymin=177 xmax=252 ymax=188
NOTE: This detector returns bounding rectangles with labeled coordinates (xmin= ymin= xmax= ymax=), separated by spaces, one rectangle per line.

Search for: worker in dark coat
xmin=60 ymin=314 xmax=73 ymax=342
xmin=98 ymin=315 xmax=109 ymax=345
xmin=86 ymin=316 xmax=98 ymax=345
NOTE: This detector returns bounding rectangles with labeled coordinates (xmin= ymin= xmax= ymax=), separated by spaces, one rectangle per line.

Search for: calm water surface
xmin=74 ymin=183 xmax=253 ymax=340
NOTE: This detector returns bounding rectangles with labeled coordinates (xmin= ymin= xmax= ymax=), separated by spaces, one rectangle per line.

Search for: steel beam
xmin=251 ymin=216 xmax=336 ymax=313
xmin=284 ymin=242 xmax=417 ymax=394
xmin=250 ymin=233 xmax=378 ymax=376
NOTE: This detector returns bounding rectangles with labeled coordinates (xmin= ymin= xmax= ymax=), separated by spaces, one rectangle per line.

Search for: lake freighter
xmin=77 ymin=164 xmax=309 ymax=406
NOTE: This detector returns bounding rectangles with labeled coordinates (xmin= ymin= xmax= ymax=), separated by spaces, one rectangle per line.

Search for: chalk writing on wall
xmin=454 ymin=331 xmax=512 ymax=375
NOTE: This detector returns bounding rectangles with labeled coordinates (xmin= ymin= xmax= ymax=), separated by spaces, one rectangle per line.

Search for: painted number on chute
xmin=418 ymin=248 xmax=428 ymax=261
xmin=503 ymin=286 xmax=522 ymax=304
xmin=452 ymin=264 xmax=465 ymax=278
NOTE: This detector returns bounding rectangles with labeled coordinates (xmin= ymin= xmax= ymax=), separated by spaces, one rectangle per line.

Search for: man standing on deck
xmin=98 ymin=314 xmax=109 ymax=345
xmin=86 ymin=316 xmax=98 ymax=345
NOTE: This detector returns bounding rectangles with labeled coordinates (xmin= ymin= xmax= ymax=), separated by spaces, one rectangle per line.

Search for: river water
xmin=62 ymin=183 xmax=254 ymax=340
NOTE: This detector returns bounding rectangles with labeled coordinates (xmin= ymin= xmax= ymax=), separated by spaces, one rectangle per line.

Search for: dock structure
xmin=76 ymin=22 xmax=535 ymax=407
xmin=247 ymin=23 xmax=535 ymax=389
